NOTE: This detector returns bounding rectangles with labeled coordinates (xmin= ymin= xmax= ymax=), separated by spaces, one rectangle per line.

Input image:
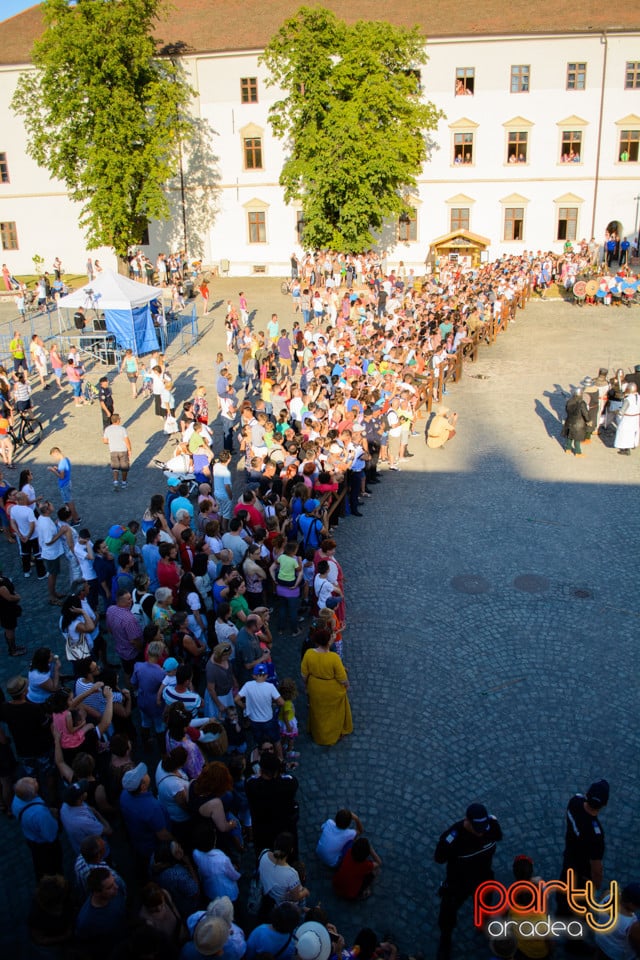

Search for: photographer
xmin=297 ymin=498 xmax=328 ymax=552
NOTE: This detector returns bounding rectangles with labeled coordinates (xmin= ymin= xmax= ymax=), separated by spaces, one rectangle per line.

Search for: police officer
xmin=434 ymin=802 xmax=502 ymax=960
xmin=557 ymin=779 xmax=609 ymax=931
xmin=73 ymin=306 xmax=87 ymax=331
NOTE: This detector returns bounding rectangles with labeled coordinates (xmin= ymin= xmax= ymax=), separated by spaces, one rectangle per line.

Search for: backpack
xmin=130 ymin=588 xmax=151 ymax=630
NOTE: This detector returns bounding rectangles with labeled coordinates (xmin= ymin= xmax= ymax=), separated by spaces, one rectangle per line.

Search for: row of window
xmin=456 ymin=62 xmax=630 ymax=94
xmin=256 ymin=206 xmax=583 ymax=245
xmin=237 ymin=60 xmax=640 ymax=105
xmin=239 ymin=127 xmax=640 ymax=171
xmin=397 ymin=205 xmax=581 ymax=243
xmin=451 ymin=128 xmax=639 ymax=166
xmin=2 ymin=124 xmax=637 ymax=185
xmin=0 ymin=202 xmax=597 ymax=250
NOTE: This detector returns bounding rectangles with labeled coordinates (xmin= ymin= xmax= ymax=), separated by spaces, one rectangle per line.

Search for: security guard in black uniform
xmin=434 ymin=802 xmax=503 ymax=960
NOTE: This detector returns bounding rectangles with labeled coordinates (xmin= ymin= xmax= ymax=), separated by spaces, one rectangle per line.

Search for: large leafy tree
xmin=12 ymin=0 xmax=193 ymax=258
xmin=261 ymin=6 xmax=444 ymax=253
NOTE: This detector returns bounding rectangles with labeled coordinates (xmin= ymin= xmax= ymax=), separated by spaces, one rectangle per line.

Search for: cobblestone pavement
xmin=0 ymin=280 xmax=638 ymax=958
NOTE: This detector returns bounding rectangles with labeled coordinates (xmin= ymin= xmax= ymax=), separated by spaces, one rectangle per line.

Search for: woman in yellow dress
xmin=301 ymin=629 xmax=353 ymax=746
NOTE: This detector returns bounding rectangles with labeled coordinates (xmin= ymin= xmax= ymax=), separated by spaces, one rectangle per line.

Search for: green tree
xmin=12 ymin=0 xmax=193 ymax=259
xmin=261 ymin=6 xmax=443 ymax=253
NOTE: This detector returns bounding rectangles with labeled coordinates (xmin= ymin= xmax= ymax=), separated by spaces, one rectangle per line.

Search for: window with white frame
xmin=566 ymin=62 xmax=587 ymax=90
xmin=557 ymin=207 xmax=578 ymax=241
xmin=503 ymin=207 xmax=524 ymax=241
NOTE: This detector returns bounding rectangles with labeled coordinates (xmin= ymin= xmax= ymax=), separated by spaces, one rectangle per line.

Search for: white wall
xmin=1 ymin=31 xmax=639 ymax=275
xmin=0 ymin=67 xmax=115 ymax=275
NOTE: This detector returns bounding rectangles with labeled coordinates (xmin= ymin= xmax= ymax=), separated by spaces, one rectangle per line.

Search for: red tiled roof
xmin=0 ymin=0 xmax=638 ymax=65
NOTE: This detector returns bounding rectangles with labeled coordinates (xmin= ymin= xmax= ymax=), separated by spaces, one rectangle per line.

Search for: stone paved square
xmin=0 ymin=280 xmax=637 ymax=958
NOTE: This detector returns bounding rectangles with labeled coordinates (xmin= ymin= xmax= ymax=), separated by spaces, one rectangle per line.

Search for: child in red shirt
xmin=332 ymin=836 xmax=382 ymax=900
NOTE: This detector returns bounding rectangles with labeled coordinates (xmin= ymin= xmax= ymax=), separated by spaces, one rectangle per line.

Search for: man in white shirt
xmin=221 ymin=519 xmax=249 ymax=566
xmin=386 ymin=402 xmax=403 ymax=471
xmin=316 ymin=809 xmax=364 ymax=867
xmin=235 ymin=664 xmax=283 ymax=759
xmin=36 ymin=501 xmax=68 ymax=604
xmin=103 ymin=414 xmax=132 ymax=490
xmin=219 ymin=388 xmax=237 ymax=452
xmin=10 ymin=492 xmax=46 ymax=579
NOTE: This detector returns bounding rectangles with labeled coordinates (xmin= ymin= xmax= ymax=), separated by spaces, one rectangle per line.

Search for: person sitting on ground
xmin=332 ymin=835 xmax=382 ymax=900
xmin=427 ymin=405 xmax=458 ymax=449
xmin=316 ymin=808 xmax=364 ymax=868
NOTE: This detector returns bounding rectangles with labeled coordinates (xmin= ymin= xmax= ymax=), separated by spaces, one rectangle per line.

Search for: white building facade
xmin=1 ymin=13 xmax=639 ymax=276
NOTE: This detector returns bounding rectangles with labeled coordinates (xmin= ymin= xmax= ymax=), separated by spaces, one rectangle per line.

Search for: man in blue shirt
xmin=48 ymin=446 xmax=80 ymax=524
xmin=12 ymin=776 xmax=62 ymax=878
xmin=60 ymin=781 xmax=112 ymax=855
xmin=141 ymin=527 xmax=161 ymax=592
xmin=119 ymin=762 xmax=171 ymax=865
xmin=75 ymin=867 xmax=127 ymax=957
xmin=169 ymin=482 xmax=194 ymax=522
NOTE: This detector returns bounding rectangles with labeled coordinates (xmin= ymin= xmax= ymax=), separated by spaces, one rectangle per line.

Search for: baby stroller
xmin=153 ymin=456 xmax=199 ymax=498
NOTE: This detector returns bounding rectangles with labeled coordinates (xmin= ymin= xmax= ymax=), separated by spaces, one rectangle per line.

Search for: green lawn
xmin=14 ymin=273 xmax=87 ymax=289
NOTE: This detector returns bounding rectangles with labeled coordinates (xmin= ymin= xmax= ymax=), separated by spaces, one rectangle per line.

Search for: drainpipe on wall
xmin=591 ymin=32 xmax=608 ymax=240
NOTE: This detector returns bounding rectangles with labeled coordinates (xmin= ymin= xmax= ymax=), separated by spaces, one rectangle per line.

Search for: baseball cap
xmin=167 ymin=476 xmax=181 ymax=488
xmin=304 ymin=499 xmax=320 ymax=512
xmin=253 ymin=664 xmax=268 ymax=677
xmin=108 ymin=524 xmax=125 ymax=538
xmin=121 ymin=762 xmax=148 ymax=792
xmin=466 ymin=802 xmax=490 ymax=831
xmin=586 ymin=779 xmax=609 ymax=808
xmin=163 ymin=657 xmax=179 ymax=672
xmin=63 ymin=780 xmax=88 ymax=804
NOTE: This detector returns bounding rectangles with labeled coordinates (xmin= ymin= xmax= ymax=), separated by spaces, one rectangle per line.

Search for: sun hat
xmin=295 ymin=921 xmax=332 ymax=960
xmin=193 ymin=917 xmax=230 ymax=956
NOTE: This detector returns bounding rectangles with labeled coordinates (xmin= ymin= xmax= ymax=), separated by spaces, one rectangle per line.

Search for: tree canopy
xmin=260 ymin=6 xmax=443 ymax=253
xmin=12 ymin=0 xmax=193 ymax=259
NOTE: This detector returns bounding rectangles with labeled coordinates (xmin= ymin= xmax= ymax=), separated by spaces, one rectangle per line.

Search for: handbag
xmin=64 ymin=631 xmax=91 ymax=661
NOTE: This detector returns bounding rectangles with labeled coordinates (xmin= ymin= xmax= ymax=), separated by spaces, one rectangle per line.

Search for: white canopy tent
xmin=58 ymin=270 xmax=163 ymax=355
xmin=57 ymin=270 xmax=163 ymax=309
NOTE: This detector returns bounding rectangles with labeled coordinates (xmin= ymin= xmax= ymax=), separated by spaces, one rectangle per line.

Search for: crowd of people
xmin=562 ymin=366 xmax=640 ymax=456
xmin=0 ymin=247 xmax=637 ymax=960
